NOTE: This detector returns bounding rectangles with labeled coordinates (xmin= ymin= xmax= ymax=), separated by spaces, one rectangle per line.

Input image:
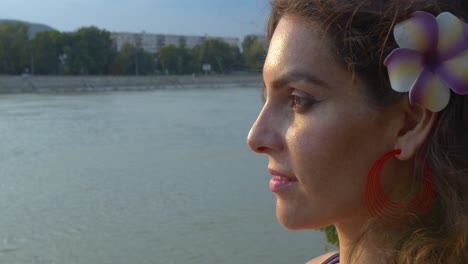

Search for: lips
xmin=268 ymin=169 xmax=298 ymax=192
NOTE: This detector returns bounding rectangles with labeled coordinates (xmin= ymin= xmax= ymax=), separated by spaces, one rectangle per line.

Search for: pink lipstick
xmin=268 ymin=169 xmax=298 ymax=192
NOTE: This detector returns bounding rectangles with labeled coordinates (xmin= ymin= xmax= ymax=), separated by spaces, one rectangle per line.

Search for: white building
xmin=111 ymin=32 xmax=239 ymax=53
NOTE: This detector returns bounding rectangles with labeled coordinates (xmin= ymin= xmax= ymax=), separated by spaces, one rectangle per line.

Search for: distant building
xmin=111 ymin=32 xmax=239 ymax=53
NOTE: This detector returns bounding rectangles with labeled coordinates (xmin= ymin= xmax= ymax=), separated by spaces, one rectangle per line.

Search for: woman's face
xmin=247 ymin=16 xmax=401 ymax=229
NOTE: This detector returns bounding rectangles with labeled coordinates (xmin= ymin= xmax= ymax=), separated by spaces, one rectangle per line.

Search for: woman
xmin=247 ymin=0 xmax=468 ymax=263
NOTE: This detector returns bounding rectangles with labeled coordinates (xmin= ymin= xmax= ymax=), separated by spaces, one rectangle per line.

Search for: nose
xmin=247 ymin=104 xmax=282 ymax=154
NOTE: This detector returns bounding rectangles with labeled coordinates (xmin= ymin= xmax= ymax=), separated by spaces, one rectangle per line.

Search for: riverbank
xmin=0 ymin=75 xmax=262 ymax=93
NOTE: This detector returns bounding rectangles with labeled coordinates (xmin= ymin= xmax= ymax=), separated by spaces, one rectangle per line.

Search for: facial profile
xmin=248 ymin=16 xmax=405 ymax=230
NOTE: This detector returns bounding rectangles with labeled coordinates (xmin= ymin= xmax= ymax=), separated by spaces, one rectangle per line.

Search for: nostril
xmin=257 ymin=146 xmax=267 ymax=152
xmin=246 ymin=135 xmax=268 ymax=153
xmin=247 ymin=127 xmax=278 ymax=153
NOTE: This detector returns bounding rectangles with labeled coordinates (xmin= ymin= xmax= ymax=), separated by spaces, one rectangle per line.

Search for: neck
xmin=335 ymin=217 xmax=407 ymax=264
xmin=334 ymin=158 xmax=416 ymax=263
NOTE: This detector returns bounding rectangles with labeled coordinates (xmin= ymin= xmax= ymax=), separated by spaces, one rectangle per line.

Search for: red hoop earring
xmin=364 ymin=149 xmax=436 ymax=225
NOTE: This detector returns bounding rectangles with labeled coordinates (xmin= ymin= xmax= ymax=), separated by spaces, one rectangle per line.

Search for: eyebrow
xmin=268 ymin=71 xmax=331 ymax=90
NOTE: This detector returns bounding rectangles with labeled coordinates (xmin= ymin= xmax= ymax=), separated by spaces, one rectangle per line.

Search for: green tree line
xmin=0 ymin=22 xmax=266 ymax=75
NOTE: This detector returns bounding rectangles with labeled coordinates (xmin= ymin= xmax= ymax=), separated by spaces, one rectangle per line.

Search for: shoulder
xmin=305 ymin=251 xmax=339 ymax=264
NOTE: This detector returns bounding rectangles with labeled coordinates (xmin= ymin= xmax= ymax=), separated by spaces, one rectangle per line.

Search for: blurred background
xmin=0 ymin=1 xmax=332 ymax=263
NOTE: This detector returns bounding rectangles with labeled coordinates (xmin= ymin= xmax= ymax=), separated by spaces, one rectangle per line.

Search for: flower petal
xmin=436 ymin=12 xmax=468 ymax=60
xmin=410 ymin=68 xmax=451 ymax=112
xmin=394 ymin=11 xmax=438 ymax=53
xmin=384 ymin=48 xmax=423 ymax=92
xmin=436 ymin=50 xmax=468 ymax=95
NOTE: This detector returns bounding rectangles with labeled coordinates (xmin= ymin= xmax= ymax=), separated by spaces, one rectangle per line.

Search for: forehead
xmin=264 ymin=16 xmax=346 ymax=84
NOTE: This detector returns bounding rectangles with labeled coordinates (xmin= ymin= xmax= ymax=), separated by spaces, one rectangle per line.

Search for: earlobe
xmin=394 ymin=104 xmax=437 ymax=160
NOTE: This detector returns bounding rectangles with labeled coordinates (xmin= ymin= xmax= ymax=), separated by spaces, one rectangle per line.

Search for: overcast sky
xmin=0 ymin=0 xmax=270 ymax=39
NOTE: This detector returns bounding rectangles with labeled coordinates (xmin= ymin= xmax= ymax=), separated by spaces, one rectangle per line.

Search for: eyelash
xmin=288 ymin=92 xmax=319 ymax=112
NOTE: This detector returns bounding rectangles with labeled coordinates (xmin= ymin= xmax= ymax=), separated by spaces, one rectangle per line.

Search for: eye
xmin=289 ymin=90 xmax=319 ymax=112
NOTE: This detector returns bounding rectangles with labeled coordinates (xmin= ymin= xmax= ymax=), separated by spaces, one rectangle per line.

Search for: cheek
xmin=285 ymin=120 xmax=351 ymax=188
xmin=287 ymin=116 xmax=356 ymax=165
xmin=286 ymin=114 xmax=382 ymax=191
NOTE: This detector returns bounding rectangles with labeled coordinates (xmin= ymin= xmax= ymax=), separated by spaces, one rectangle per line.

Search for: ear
xmin=394 ymin=104 xmax=437 ymax=160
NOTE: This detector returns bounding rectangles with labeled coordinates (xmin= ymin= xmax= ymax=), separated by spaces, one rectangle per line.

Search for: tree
xmin=110 ymin=43 xmax=156 ymax=75
xmin=158 ymin=45 xmax=194 ymax=74
xmin=242 ymin=35 xmax=267 ymax=70
xmin=30 ymin=30 xmax=63 ymax=74
xmin=133 ymin=47 xmax=156 ymax=75
xmin=158 ymin=45 xmax=178 ymax=74
xmin=62 ymin=26 xmax=115 ymax=75
xmin=0 ymin=22 xmax=30 ymax=74
xmin=321 ymin=225 xmax=338 ymax=249
xmin=0 ymin=41 xmax=3 ymax=67
xmin=110 ymin=43 xmax=133 ymax=75
xmin=196 ymin=39 xmax=240 ymax=74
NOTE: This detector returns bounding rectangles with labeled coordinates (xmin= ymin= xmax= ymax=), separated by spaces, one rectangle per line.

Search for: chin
xmin=278 ymin=219 xmax=305 ymax=230
xmin=278 ymin=217 xmax=327 ymax=230
xmin=276 ymin=199 xmax=332 ymax=230
xmin=276 ymin=206 xmax=325 ymax=230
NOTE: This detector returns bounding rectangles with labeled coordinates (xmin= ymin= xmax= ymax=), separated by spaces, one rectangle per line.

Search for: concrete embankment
xmin=0 ymin=75 xmax=262 ymax=93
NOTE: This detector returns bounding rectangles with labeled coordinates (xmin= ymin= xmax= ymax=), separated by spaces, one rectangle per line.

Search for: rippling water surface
xmin=0 ymin=86 xmax=329 ymax=264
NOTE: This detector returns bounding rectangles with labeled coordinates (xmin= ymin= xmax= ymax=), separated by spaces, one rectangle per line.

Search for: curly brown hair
xmin=266 ymin=0 xmax=468 ymax=263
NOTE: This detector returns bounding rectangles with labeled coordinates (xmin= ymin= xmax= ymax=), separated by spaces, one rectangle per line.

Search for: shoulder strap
xmin=321 ymin=253 xmax=340 ymax=264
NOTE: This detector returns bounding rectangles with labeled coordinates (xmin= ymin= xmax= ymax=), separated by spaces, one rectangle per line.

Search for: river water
xmin=0 ymin=86 xmax=330 ymax=264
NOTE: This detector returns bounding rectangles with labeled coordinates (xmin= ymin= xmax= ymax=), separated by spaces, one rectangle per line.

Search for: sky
xmin=0 ymin=0 xmax=271 ymax=40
